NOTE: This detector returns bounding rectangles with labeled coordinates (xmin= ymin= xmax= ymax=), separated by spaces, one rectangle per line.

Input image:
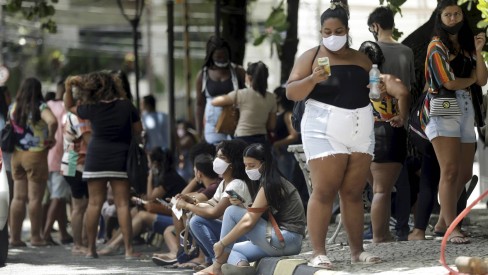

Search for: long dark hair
xmin=13 ymin=78 xmax=44 ymax=128
xmin=433 ymin=0 xmax=475 ymax=55
xmin=243 ymin=143 xmax=286 ymax=211
xmin=217 ymin=139 xmax=258 ymax=198
xmin=246 ymin=61 xmax=269 ymax=97
xmin=0 ymin=86 xmax=9 ymax=120
xmin=202 ymin=36 xmax=232 ymax=69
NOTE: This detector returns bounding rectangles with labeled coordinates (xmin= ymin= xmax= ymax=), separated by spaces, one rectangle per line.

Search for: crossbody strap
xmin=248 ymin=206 xmax=285 ymax=248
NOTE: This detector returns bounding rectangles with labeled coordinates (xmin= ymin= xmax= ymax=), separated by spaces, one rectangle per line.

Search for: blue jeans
xmin=204 ymin=98 xmax=231 ymax=144
xmin=188 ymin=215 xmax=222 ymax=264
xmin=221 ymin=206 xmax=303 ymax=265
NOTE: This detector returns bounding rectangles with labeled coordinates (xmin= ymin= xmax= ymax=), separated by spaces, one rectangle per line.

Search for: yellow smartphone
xmin=317 ymin=57 xmax=331 ymax=76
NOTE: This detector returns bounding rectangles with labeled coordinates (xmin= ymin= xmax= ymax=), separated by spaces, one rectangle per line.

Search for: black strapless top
xmin=308 ymin=65 xmax=370 ymax=109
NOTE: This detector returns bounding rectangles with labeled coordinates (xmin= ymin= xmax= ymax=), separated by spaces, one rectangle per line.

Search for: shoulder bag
xmin=215 ymin=91 xmax=239 ymax=135
xmin=1 ymin=118 xmax=16 ymax=153
xmin=126 ymin=114 xmax=148 ymax=195
xmin=429 ymin=87 xmax=461 ymax=117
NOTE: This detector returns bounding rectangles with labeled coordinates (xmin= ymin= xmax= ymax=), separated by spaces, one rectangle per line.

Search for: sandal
xmin=351 ymin=251 xmax=382 ymax=264
xmin=307 ymin=254 xmax=333 ymax=269
xmin=448 ymin=234 xmax=470 ymax=245
xmin=97 ymin=245 xmax=123 ymax=256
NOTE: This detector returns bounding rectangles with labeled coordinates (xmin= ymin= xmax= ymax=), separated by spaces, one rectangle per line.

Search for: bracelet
xmin=219 ymin=240 xmax=226 ymax=247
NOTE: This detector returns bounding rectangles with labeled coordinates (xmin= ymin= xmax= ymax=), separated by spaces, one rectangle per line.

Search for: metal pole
xmin=132 ymin=21 xmax=140 ymax=110
xmin=183 ymin=0 xmax=192 ymax=124
xmin=117 ymin=0 xmax=144 ymax=111
xmin=215 ymin=0 xmax=220 ymax=37
xmin=167 ymin=0 xmax=176 ymax=153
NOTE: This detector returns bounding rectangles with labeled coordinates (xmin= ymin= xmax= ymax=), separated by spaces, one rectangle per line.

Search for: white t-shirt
xmin=210 ymin=178 xmax=252 ymax=205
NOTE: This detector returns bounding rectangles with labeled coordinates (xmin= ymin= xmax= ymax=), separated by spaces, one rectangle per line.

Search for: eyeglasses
xmin=442 ymin=12 xmax=462 ymax=19
xmin=368 ymin=25 xmax=375 ymax=33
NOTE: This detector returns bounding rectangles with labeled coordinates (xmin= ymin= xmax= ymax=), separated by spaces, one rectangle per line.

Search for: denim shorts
xmin=301 ymin=99 xmax=375 ymax=161
xmin=152 ymin=214 xmax=173 ymax=234
xmin=425 ymin=90 xmax=476 ymax=143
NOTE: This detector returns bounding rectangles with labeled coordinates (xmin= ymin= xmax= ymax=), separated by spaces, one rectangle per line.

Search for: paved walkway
xmin=256 ymin=207 xmax=488 ymax=275
xmin=2 ymin=207 xmax=487 ymax=274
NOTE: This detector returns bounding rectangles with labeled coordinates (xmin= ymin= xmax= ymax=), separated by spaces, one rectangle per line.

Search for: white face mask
xmin=213 ymin=158 xmax=230 ymax=175
xmin=245 ymin=163 xmax=263 ymax=181
xmin=322 ymin=34 xmax=347 ymax=52
xmin=246 ymin=168 xmax=261 ymax=181
xmin=214 ymin=61 xmax=230 ymax=68
xmin=177 ymin=129 xmax=186 ymax=138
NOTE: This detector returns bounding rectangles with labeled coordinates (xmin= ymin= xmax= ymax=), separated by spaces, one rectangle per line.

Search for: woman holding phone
xmin=175 ymin=139 xmax=256 ymax=269
xmin=197 ymin=143 xmax=306 ymax=275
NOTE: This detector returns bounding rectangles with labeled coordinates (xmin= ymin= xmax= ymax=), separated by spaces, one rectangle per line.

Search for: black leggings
xmin=414 ymin=146 xmax=468 ymax=230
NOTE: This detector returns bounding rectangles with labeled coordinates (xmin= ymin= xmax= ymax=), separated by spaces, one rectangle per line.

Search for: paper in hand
xmin=171 ymin=197 xmax=183 ymax=220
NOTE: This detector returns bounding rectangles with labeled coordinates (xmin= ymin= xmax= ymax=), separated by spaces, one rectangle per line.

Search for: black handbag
xmin=1 ymin=122 xmax=15 ymax=153
xmin=408 ymin=91 xmax=431 ymax=155
xmin=126 ymin=116 xmax=148 ymax=195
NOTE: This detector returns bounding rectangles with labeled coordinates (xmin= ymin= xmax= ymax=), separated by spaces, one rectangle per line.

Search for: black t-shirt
xmin=153 ymin=169 xmax=186 ymax=199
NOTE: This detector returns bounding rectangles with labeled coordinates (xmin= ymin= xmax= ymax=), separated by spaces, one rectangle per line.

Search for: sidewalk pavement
xmin=255 ymin=206 xmax=488 ymax=275
xmin=3 ymin=206 xmax=487 ymax=275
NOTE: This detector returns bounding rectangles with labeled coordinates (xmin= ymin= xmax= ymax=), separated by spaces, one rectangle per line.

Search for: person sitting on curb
xmin=152 ymin=153 xmax=220 ymax=267
xmin=98 ymin=147 xmax=186 ymax=257
xmin=198 ymin=143 xmax=306 ymax=275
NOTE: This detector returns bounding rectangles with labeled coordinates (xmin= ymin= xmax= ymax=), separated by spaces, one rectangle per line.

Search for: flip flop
xmin=448 ymin=235 xmax=470 ymax=245
xmin=307 ymin=254 xmax=333 ymax=269
xmin=9 ymin=241 xmax=27 ymax=247
xmin=351 ymin=251 xmax=382 ymax=264
xmin=152 ymin=256 xmax=177 ymax=266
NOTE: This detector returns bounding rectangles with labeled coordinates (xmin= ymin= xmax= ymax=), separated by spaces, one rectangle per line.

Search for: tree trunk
xmin=279 ymin=0 xmax=299 ymax=84
xmin=401 ymin=11 xmax=435 ymax=100
xmin=221 ymin=0 xmax=247 ymax=65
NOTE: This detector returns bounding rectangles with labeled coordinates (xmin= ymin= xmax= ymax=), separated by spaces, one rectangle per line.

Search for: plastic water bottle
xmin=369 ymin=64 xmax=381 ymax=101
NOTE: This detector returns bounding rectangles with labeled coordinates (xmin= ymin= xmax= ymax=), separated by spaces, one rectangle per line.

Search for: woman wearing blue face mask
xmin=286 ymin=0 xmax=381 ymax=269
xmin=195 ymin=36 xmax=246 ymax=145
xmin=197 ymin=143 xmax=306 ymax=275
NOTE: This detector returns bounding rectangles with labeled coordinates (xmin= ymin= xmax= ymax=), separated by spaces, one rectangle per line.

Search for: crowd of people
xmin=1 ymin=0 xmax=487 ymax=274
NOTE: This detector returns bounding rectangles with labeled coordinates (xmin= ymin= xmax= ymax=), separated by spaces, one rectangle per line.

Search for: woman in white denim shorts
xmin=286 ymin=2 xmax=380 ymax=270
xmin=424 ymin=0 xmax=488 ymax=245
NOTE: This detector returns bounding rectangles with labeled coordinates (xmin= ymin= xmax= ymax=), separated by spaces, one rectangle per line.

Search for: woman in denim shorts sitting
xmin=424 ymin=0 xmax=487 ymax=244
xmin=286 ymin=1 xmax=381 ymax=269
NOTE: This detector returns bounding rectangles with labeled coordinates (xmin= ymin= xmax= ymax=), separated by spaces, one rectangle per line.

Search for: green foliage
xmin=475 ymin=0 xmax=488 ymax=29
xmin=5 ymin=0 xmax=57 ymax=33
xmin=252 ymin=0 xmax=289 ymax=57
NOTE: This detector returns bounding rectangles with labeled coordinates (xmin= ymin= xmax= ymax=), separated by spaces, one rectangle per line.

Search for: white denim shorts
xmin=301 ymin=99 xmax=375 ymax=162
xmin=425 ymin=90 xmax=476 ymax=143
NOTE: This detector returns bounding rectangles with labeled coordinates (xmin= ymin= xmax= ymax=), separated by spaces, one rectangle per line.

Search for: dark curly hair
xmin=359 ymin=41 xmax=385 ymax=70
xmin=68 ymin=71 xmax=127 ymax=104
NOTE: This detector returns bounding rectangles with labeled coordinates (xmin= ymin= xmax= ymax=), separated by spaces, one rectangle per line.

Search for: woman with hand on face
xmin=198 ymin=143 xmax=305 ymax=275
xmin=423 ymin=0 xmax=487 ymax=245
xmin=195 ymin=36 xmax=246 ymax=144
xmin=64 ymin=71 xmax=142 ymax=259
xmin=286 ymin=0 xmax=381 ymax=269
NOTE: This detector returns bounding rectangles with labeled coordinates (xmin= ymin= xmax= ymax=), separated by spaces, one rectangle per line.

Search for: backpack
xmin=407 ymin=90 xmax=431 ymax=155
xmin=291 ymin=45 xmax=321 ymax=133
